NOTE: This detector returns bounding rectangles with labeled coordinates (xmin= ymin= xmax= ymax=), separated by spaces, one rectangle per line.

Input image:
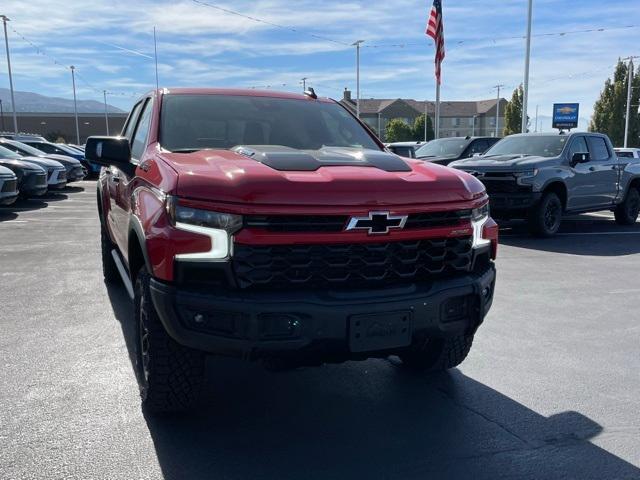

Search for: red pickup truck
xmin=87 ymin=88 xmax=498 ymax=413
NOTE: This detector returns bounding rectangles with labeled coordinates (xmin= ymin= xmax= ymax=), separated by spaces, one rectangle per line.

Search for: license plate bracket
xmin=349 ymin=311 xmax=413 ymax=353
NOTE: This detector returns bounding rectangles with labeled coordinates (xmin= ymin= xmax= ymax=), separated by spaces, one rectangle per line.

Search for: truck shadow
xmin=103 ymin=282 xmax=640 ymax=480
xmin=499 ymin=215 xmax=640 ymax=256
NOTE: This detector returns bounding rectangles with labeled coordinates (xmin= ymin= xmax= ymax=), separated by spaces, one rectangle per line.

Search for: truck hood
xmin=450 ymin=154 xmax=558 ymax=171
xmin=160 ymin=147 xmax=483 ymax=206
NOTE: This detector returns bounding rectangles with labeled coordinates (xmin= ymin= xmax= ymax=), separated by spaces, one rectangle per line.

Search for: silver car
xmin=0 ymin=165 xmax=19 ymax=205
xmin=0 ymin=146 xmax=67 ymax=190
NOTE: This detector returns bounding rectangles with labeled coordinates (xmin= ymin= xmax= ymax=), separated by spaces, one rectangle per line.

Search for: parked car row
xmin=0 ymin=135 xmax=92 ymax=205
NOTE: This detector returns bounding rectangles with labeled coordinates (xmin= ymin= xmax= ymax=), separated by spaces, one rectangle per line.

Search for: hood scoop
xmin=231 ymin=145 xmax=411 ymax=172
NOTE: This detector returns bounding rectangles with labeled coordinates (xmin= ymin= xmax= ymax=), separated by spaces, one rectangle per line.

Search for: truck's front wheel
xmin=134 ymin=267 xmax=205 ymax=413
xmin=614 ymin=187 xmax=640 ymax=225
xmin=399 ymin=334 xmax=474 ymax=371
xmin=528 ymin=191 xmax=562 ymax=237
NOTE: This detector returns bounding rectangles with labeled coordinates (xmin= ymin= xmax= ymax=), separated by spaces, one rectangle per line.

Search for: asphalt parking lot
xmin=1 ymin=181 xmax=639 ymax=480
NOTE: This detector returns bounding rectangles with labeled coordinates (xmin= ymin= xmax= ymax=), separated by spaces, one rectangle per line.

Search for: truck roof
xmin=150 ymin=87 xmax=335 ymax=103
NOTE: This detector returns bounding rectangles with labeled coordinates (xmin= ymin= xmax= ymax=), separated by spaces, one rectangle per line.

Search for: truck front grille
xmin=1 ymin=179 xmax=17 ymax=192
xmin=479 ymin=178 xmax=532 ymax=194
xmin=244 ymin=210 xmax=470 ymax=233
xmin=232 ymin=237 xmax=473 ymax=289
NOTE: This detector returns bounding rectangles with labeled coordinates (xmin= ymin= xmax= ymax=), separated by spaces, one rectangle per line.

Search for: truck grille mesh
xmin=232 ymin=237 xmax=473 ymax=289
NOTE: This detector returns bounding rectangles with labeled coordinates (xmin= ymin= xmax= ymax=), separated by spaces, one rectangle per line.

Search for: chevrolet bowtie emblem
xmin=345 ymin=211 xmax=408 ymax=235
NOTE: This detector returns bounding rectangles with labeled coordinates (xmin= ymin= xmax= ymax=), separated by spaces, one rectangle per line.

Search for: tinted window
xmin=415 ymin=138 xmax=469 ymax=158
xmin=123 ymin=101 xmax=144 ymax=140
xmin=616 ymin=151 xmax=633 ymax=158
xmin=0 ymin=145 xmax=23 ymax=159
xmin=2 ymin=141 xmax=47 ymax=157
xmin=588 ymin=137 xmax=610 ymax=161
xmin=568 ymin=137 xmax=589 ymax=158
xmin=26 ymin=142 xmax=64 ymax=155
xmin=484 ymin=135 xmax=567 ymax=158
xmin=159 ymin=95 xmax=379 ymax=152
xmin=131 ymin=100 xmax=153 ymax=160
xmin=469 ymin=140 xmax=489 ymax=154
xmin=390 ymin=146 xmax=415 ymax=158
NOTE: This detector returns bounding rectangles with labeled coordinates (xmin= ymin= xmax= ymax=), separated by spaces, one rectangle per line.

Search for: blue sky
xmin=1 ymin=0 xmax=638 ymax=130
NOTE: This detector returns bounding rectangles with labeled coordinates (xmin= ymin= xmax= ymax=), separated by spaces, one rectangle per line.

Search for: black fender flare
xmin=128 ymin=215 xmax=153 ymax=279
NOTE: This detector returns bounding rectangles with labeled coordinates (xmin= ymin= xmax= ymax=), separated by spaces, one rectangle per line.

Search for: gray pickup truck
xmin=450 ymin=132 xmax=640 ymax=236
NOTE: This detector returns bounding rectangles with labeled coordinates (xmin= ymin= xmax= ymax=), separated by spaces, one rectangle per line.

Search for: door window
xmin=568 ymin=137 xmax=589 ymax=158
xmin=122 ymin=101 xmax=144 ymax=140
xmin=587 ymin=137 xmax=610 ymax=161
xmin=130 ymin=100 xmax=153 ymax=160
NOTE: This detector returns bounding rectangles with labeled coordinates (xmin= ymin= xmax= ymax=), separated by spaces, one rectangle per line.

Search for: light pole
xmin=352 ymin=40 xmax=364 ymax=118
xmin=70 ymin=66 xmax=80 ymax=145
xmin=624 ymin=57 xmax=636 ymax=148
xmin=301 ymin=77 xmax=308 ymax=92
xmin=103 ymin=90 xmax=110 ymax=135
xmin=153 ymin=26 xmax=159 ymax=90
xmin=493 ymin=84 xmax=504 ymax=137
xmin=1 ymin=15 xmax=18 ymax=133
xmin=522 ymin=0 xmax=533 ymax=133
xmin=0 ymin=98 xmax=4 ymax=131
xmin=472 ymin=114 xmax=477 ymax=136
xmin=534 ymin=104 xmax=539 ymax=132
xmin=377 ymin=112 xmax=382 ymax=139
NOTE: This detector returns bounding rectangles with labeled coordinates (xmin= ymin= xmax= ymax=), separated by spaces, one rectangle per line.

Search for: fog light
xmin=194 ymin=313 xmax=205 ymax=324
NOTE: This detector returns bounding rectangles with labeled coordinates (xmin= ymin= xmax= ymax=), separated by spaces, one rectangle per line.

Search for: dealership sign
xmin=552 ymin=103 xmax=579 ymax=130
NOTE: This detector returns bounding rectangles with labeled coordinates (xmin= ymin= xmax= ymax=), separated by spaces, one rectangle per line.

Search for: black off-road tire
xmin=101 ymin=224 xmax=120 ymax=283
xmin=135 ymin=267 xmax=205 ymax=413
xmin=399 ymin=334 xmax=474 ymax=372
xmin=614 ymin=188 xmax=640 ymax=226
xmin=528 ymin=191 xmax=563 ymax=237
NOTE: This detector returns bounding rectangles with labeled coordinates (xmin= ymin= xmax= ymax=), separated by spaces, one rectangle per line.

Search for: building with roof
xmin=339 ymin=89 xmax=508 ymax=141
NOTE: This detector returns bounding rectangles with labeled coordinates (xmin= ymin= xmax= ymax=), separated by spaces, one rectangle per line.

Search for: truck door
xmin=112 ymin=98 xmax=153 ymax=259
xmin=585 ymin=136 xmax=619 ymax=207
xmin=107 ymin=100 xmax=143 ymax=249
xmin=566 ymin=136 xmax=617 ymax=209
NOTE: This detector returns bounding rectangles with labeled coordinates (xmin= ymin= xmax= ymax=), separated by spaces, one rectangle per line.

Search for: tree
xmin=590 ymin=60 xmax=640 ymax=147
xmin=503 ymin=85 xmax=524 ymax=136
xmin=385 ymin=118 xmax=413 ymax=142
xmin=412 ymin=114 xmax=435 ymax=141
xmin=45 ymin=131 xmax=68 ymax=143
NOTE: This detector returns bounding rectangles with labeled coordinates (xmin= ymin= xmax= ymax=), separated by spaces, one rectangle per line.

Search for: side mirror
xmin=85 ymin=136 xmax=133 ymax=173
xmin=571 ymin=152 xmax=589 ymax=166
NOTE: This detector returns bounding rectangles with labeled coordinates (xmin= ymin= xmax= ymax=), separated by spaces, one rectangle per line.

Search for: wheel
xmin=528 ymin=191 xmax=563 ymax=237
xmin=135 ymin=267 xmax=205 ymax=413
xmin=101 ymin=224 xmax=120 ymax=283
xmin=614 ymin=188 xmax=640 ymax=225
xmin=399 ymin=334 xmax=474 ymax=371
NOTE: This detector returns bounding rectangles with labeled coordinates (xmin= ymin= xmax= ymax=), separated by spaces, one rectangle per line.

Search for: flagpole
xmin=435 ymin=83 xmax=440 ymax=139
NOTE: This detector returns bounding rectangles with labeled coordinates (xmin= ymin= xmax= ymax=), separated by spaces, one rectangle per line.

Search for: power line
xmin=191 ymin=0 xmax=350 ymax=46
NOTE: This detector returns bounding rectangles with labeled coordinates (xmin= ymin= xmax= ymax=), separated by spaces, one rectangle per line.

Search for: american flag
xmin=426 ymin=0 xmax=445 ymax=84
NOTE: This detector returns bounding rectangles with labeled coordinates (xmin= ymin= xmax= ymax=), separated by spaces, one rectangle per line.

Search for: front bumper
xmin=149 ymin=264 xmax=496 ymax=362
xmin=19 ymin=171 xmax=48 ymax=197
xmin=0 ymin=175 xmax=18 ymax=205
xmin=47 ymin=169 xmax=68 ymax=190
xmin=66 ymin=165 xmax=86 ymax=182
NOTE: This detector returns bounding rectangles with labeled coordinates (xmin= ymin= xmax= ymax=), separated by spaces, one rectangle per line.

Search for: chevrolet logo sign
xmin=345 ymin=211 xmax=408 ymax=235
xmin=557 ymin=106 xmax=577 ymax=115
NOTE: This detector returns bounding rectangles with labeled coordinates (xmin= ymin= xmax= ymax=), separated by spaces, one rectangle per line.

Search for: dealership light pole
xmin=70 ymin=66 xmax=80 ymax=145
xmin=0 ymin=99 xmax=4 ymax=131
xmin=624 ymin=57 xmax=636 ymax=148
xmin=493 ymin=84 xmax=504 ymax=137
xmin=353 ymin=40 xmax=364 ymax=118
xmin=103 ymin=90 xmax=110 ymax=135
xmin=521 ymin=0 xmax=533 ymax=133
xmin=1 ymin=15 xmax=18 ymax=133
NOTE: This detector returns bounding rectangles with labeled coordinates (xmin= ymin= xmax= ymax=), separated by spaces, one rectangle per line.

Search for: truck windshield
xmin=159 ymin=94 xmax=380 ymax=152
xmin=484 ymin=135 xmax=568 ymax=158
xmin=415 ymin=138 xmax=469 ymax=158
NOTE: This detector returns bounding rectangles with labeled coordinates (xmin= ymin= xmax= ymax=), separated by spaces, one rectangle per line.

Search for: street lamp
xmin=70 ymin=65 xmax=80 ymax=145
xmin=352 ymin=40 xmax=364 ymax=118
xmin=522 ymin=0 xmax=533 ymax=133
xmin=472 ymin=115 xmax=477 ymax=136
xmin=1 ymin=15 xmax=18 ymax=133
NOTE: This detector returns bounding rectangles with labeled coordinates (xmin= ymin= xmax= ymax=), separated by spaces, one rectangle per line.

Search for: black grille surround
xmin=232 ymin=236 xmax=474 ymax=290
xmin=244 ymin=210 xmax=471 ymax=233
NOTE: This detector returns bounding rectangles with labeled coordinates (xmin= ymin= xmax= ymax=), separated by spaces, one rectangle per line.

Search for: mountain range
xmin=0 ymin=88 xmax=125 ymax=114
